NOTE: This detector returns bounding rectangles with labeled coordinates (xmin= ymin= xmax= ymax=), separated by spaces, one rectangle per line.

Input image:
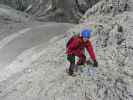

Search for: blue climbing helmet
xmin=81 ymin=29 xmax=92 ymax=39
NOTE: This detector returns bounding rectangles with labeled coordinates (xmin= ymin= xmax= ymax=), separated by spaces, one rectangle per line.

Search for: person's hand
xmin=93 ymin=60 xmax=98 ymax=67
xmin=85 ymin=60 xmax=92 ymax=65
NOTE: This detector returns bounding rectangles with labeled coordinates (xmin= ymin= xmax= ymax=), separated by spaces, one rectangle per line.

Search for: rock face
xmin=0 ymin=0 xmax=133 ymax=100
xmin=80 ymin=0 xmax=128 ymax=22
xmin=0 ymin=4 xmax=32 ymax=24
xmin=0 ymin=0 xmax=99 ymax=23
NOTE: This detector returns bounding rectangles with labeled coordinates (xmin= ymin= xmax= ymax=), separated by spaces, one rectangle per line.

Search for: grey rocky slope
xmin=0 ymin=0 xmax=99 ymax=23
xmin=0 ymin=4 xmax=32 ymax=22
xmin=0 ymin=0 xmax=133 ymax=100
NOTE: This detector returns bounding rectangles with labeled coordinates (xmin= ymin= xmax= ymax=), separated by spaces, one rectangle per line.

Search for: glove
xmin=93 ymin=60 xmax=98 ymax=67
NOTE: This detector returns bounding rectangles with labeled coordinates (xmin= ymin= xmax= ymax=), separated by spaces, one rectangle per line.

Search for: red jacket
xmin=66 ymin=35 xmax=96 ymax=61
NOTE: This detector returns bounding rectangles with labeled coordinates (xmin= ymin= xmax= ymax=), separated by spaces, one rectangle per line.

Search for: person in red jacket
xmin=66 ymin=29 xmax=98 ymax=76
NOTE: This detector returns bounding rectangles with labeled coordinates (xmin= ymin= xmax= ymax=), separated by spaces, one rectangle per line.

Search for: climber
xmin=66 ymin=29 xmax=98 ymax=76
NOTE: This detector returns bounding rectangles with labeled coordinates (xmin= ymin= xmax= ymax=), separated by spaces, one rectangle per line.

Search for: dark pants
xmin=67 ymin=54 xmax=86 ymax=75
xmin=67 ymin=55 xmax=75 ymax=75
